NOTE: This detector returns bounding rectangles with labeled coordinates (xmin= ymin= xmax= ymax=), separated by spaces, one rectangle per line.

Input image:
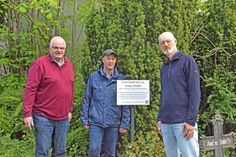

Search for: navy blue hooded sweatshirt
xmin=157 ymin=51 xmax=201 ymax=126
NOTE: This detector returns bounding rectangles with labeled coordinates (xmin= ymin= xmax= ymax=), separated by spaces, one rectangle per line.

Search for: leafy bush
xmin=118 ymin=130 xmax=164 ymax=157
xmin=0 ymin=134 xmax=34 ymax=157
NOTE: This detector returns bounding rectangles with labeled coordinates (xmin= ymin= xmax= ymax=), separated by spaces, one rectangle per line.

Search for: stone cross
xmin=199 ymin=110 xmax=236 ymax=157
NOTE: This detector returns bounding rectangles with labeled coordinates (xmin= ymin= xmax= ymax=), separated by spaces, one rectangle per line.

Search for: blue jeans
xmin=33 ymin=114 xmax=70 ymax=157
xmin=89 ymin=125 xmax=118 ymax=157
xmin=160 ymin=123 xmax=199 ymax=157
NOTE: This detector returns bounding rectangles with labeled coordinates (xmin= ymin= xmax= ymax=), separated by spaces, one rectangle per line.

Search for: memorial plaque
xmin=117 ymin=80 xmax=150 ymax=105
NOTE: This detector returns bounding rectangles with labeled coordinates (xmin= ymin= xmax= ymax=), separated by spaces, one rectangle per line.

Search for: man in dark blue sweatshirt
xmin=156 ymin=32 xmax=201 ymax=157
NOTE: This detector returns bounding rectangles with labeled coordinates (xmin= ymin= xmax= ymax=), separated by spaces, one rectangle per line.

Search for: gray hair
xmin=158 ymin=32 xmax=176 ymax=42
xmin=49 ymin=36 xmax=66 ymax=48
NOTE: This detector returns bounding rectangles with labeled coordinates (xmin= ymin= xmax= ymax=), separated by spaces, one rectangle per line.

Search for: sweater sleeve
xmin=185 ymin=56 xmax=201 ymax=126
xmin=70 ymin=64 xmax=75 ymax=112
xmin=22 ymin=61 xmax=42 ymax=117
xmin=157 ymin=67 xmax=163 ymax=122
xmin=157 ymin=90 xmax=162 ymax=122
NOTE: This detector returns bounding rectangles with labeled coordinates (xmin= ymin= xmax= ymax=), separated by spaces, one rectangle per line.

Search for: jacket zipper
xmin=168 ymin=61 xmax=172 ymax=78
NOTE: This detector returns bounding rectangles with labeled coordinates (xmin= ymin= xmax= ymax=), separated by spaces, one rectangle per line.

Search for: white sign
xmin=117 ymin=80 xmax=150 ymax=105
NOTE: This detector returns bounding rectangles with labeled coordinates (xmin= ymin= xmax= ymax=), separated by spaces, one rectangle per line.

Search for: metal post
xmin=130 ymin=106 xmax=135 ymax=142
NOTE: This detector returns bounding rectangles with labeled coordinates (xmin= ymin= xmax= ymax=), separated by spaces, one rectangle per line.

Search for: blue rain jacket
xmin=81 ymin=65 xmax=130 ymax=129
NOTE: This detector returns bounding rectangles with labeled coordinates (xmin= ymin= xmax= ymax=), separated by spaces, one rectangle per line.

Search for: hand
xmin=119 ymin=128 xmax=128 ymax=135
xmin=24 ymin=116 xmax=34 ymax=130
xmin=68 ymin=112 xmax=72 ymax=122
xmin=156 ymin=121 xmax=161 ymax=132
xmin=183 ymin=122 xmax=194 ymax=140
xmin=83 ymin=124 xmax=89 ymax=129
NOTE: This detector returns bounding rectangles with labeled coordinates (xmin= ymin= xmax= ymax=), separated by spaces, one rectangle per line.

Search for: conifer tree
xmin=81 ymin=0 xmax=165 ymax=155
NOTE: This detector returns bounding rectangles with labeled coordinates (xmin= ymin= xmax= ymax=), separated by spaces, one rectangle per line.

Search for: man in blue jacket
xmin=156 ymin=32 xmax=201 ymax=157
xmin=81 ymin=49 xmax=130 ymax=157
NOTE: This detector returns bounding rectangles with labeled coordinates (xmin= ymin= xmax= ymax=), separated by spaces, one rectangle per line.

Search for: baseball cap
xmin=102 ymin=49 xmax=117 ymax=58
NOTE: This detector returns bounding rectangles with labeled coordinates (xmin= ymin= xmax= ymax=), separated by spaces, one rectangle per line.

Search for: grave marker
xmin=199 ymin=111 xmax=236 ymax=157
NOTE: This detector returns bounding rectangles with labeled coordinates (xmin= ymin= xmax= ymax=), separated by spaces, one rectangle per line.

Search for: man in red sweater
xmin=23 ymin=36 xmax=74 ymax=157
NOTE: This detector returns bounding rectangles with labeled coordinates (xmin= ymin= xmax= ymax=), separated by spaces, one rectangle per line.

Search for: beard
xmin=162 ymin=50 xmax=168 ymax=55
xmin=162 ymin=46 xmax=176 ymax=56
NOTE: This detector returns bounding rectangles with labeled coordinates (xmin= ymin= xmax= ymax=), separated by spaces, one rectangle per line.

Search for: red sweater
xmin=23 ymin=54 xmax=74 ymax=120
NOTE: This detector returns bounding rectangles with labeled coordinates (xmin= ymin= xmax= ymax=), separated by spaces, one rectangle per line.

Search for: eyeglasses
xmin=160 ymin=40 xmax=172 ymax=46
xmin=51 ymin=46 xmax=66 ymax=50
